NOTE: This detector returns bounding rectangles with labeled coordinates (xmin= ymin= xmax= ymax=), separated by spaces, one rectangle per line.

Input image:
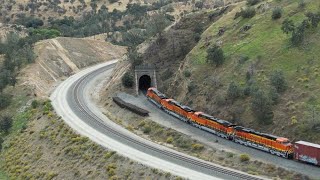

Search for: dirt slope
xmin=19 ymin=37 xmax=126 ymax=97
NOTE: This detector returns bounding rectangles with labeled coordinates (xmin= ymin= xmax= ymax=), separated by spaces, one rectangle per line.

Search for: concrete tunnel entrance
xmin=139 ymin=75 xmax=151 ymax=93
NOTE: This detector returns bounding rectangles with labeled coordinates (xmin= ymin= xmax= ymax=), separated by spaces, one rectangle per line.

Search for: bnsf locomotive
xmin=147 ymin=87 xmax=320 ymax=166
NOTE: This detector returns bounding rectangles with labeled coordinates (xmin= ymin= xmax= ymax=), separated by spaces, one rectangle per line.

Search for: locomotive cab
xmin=276 ymin=137 xmax=294 ymax=158
xmin=147 ymin=87 xmax=167 ymax=106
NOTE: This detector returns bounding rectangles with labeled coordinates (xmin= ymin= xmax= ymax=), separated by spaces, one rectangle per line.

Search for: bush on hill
xmin=206 ymin=45 xmax=224 ymax=67
xmin=246 ymin=0 xmax=260 ymax=6
xmin=122 ymin=72 xmax=134 ymax=88
xmin=251 ymin=90 xmax=273 ymax=124
xmin=272 ymin=7 xmax=282 ymax=20
xmin=240 ymin=7 xmax=256 ymax=19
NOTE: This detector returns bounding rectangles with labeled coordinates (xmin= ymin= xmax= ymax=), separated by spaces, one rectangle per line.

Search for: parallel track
xmin=68 ymin=63 xmax=264 ymax=180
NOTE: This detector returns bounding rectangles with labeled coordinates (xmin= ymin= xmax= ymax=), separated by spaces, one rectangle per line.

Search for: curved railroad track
xmin=51 ymin=61 xmax=266 ymax=180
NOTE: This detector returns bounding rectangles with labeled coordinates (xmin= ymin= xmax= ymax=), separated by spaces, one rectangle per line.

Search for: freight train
xmin=146 ymin=87 xmax=320 ymax=166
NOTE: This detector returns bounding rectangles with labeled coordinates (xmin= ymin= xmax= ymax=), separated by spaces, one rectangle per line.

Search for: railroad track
xmin=61 ymin=62 xmax=266 ymax=180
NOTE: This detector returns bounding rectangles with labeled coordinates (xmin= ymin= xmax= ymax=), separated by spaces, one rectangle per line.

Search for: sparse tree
xmin=195 ymin=1 xmax=204 ymax=9
xmin=251 ymin=90 xmax=273 ymax=124
xmin=272 ymin=7 xmax=282 ymax=20
xmin=126 ymin=49 xmax=143 ymax=67
xmin=122 ymin=29 xmax=146 ymax=48
xmin=241 ymin=7 xmax=256 ymax=18
xmin=291 ymin=20 xmax=308 ymax=46
xmin=269 ymin=70 xmax=287 ymax=93
xmin=146 ymin=12 xmax=170 ymax=39
xmin=281 ymin=19 xmax=295 ymax=34
xmin=306 ymin=12 xmax=320 ymax=28
xmin=0 ymin=116 xmax=13 ymax=134
xmin=246 ymin=0 xmax=260 ymax=6
xmin=298 ymin=0 xmax=306 ymax=9
xmin=206 ymin=45 xmax=224 ymax=67
xmin=227 ymin=81 xmax=241 ymax=102
xmin=122 ymin=72 xmax=134 ymax=88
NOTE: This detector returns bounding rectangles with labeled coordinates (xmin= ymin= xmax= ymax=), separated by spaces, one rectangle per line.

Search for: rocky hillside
xmin=156 ymin=0 xmax=320 ymax=143
xmin=109 ymin=0 xmax=320 ymax=144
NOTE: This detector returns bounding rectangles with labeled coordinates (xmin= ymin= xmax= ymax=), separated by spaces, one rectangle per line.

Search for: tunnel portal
xmin=139 ymin=75 xmax=151 ymax=92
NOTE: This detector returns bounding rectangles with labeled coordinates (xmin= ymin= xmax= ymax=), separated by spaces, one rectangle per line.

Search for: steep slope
xmin=20 ymin=37 xmax=126 ymax=97
xmin=164 ymin=0 xmax=320 ymax=143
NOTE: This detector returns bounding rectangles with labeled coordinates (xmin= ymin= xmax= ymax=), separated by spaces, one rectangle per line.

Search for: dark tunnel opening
xmin=139 ymin=75 xmax=151 ymax=93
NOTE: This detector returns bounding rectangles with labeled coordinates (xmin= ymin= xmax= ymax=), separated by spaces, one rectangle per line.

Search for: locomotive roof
xmin=234 ymin=126 xmax=280 ymax=140
xmin=216 ymin=119 xmax=234 ymax=127
xmin=181 ymin=105 xmax=194 ymax=112
xmin=170 ymin=100 xmax=182 ymax=106
xmin=169 ymin=100 xmax=194 ymax=112
xmin=151 ymin=88 xmax=167 ymax=99
xmin=199 ymin=113 xmax=215 ymax=119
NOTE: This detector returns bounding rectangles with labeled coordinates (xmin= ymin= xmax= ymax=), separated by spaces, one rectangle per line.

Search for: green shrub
xmin=194 ymin=33 xmax=201 ymax=42
xmin=268 ymin=87 xmax=279 ymax=105
xmin=121 ymin=72 xmax=134 ymax=88
xmin=246 ymin=0 xmax=260 ymax=6
xmin=108 ymin=0 xmax=119 ymax=4
xmin=206 ymin=45 xmax=224 ymax=67
xmin=269 ymin=70 xmax=287 ymax=93
xmin=226 ymin=152 xmax=234 ymax=158
xmin=239 ymin=154 xmax=250 ymax=162
xmin=298 ymin=0 xmax=306 ymax=9
xmin=138 ymin=120 xmax=146 ymax=127
xmin=191 ymin=143 xmax=204 ymax=151
xmin=108 ymin=168 xmax=116 ymax=177
xmin=31 ymin=100 xmax=39 ymax=109
xmin=0 ymin=116 xmax=13 ymax=134
xmin=183 ymin=70 xmax=191 ymax=77
xmin=166 ymin=136 xmax=173 ymax=144
xmin=251 ymin=90 xmax=274 ymax=124
xmin=29 ymin=28 xmax=61 ymax=39
xmin=175 ymin=137 xmax=192 ymax=149
xmin=127 ymin=49 xmax=143 ymax=66
xmin=272 ymin=7 xmax=282 ymax=20
xmin=227 ymin=82 xmax=241 ymax=101
xmin=104 ymin=151 xmax=116 ymax=159
xmin=188 ymin=83 xmax=197 ymax=93
xmin=0 ymin=94 xmax=11 ymax=110
xmin=241 ymin=8 xmax=256 ymax=18
xmin=143 ymin=125 xmax=151 ymax=134
xmin=43 ymin=100 xmax=53 ymax=114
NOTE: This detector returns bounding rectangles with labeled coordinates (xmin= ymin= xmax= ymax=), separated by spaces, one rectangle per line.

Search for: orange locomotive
xmin=160 ymin=99 xmax=194 ymax=122
xmin=187 ymin=112 xmax=235 ymax=139
xmin=146 ymin=87 xmax=167 ymax=108
xmin=146 ymin=87 xmax=294 ymax=159
xmin=233 ymin=126 xmax=293 ymax=158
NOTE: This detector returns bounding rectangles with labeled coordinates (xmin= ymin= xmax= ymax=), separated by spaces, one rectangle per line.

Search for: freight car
xmin=146 ymin=87 xmax=319 ymax=165
xmin=294 ymin=141 xmax=320 ymax=166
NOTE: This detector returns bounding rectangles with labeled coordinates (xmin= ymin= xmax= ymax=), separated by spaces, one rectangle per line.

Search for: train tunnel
xmin=139 ymin=75 xmax=151 ymax=93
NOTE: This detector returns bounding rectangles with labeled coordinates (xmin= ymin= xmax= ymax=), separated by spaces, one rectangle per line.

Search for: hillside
xmin=155 ymin=0 xmax=320 ymax=144
xmin=0 ymin=37 xmax=128 ymax=179
xmin=20 ymin=37 xmax=126 ymax=97
xmin=104 ymin=0 xmax=320 ymax=144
